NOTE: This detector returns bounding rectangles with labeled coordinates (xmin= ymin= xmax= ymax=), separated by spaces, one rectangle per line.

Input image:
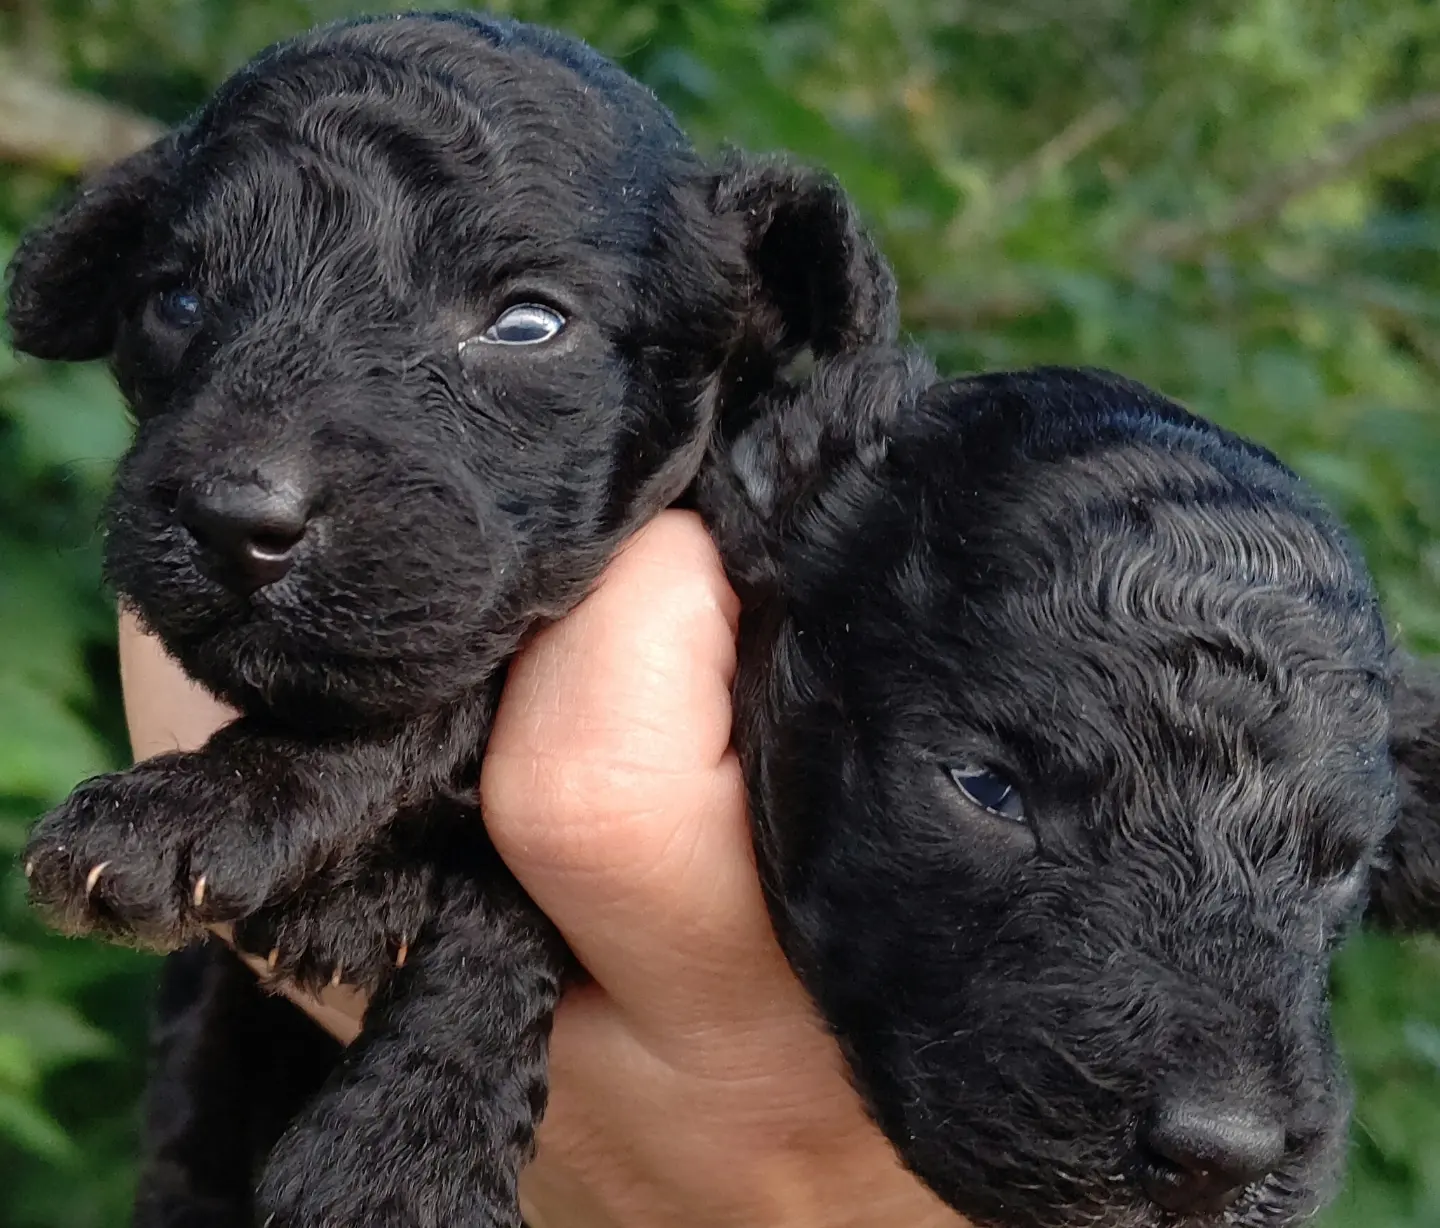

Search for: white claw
xmin=266 ymin=947 xmax=280 ymax=974
xmin=191 ymin=875 xmax=208 ymax=908
xmin=84 ymin=862 xmax=110 ymax=897
xmin=395 ymin=940 xmax=409 ymax=969
xmin=23 ymin=859 xmax=34 ymax=880
xmin=330 ymin=965 xmax=343 ymax=988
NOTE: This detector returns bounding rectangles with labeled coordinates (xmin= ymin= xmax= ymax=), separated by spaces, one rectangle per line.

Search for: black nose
xmin=177 ymin=479 xmax=310 ymax=594
xmin=1137 ymin=1098 xmax=1286 ymax=1213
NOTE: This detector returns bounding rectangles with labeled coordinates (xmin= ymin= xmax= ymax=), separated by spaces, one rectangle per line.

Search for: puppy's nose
xmin=1137 ymin=1097 xmax=1286 ymax=1213
xmin=177 ymin=479 xmax=310 ymax=594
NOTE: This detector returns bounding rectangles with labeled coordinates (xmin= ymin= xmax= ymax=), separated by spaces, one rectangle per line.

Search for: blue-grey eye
xmin=153 ymin=288 xmax=203 ymax=329
xmin=947 ymin=763 xmax=1027 ymax=823
xmin=479 ymin=303 xmax=565 ymax=346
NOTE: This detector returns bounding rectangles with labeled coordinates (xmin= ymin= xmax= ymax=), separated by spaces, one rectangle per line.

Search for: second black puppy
xmin=699 ymin=350 xmax=1440 ymax=1228
xmin=5 ymin=12 xmax=894 ymax=1228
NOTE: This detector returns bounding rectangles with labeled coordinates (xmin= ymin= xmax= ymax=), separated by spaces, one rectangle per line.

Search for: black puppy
xmin=697 ymin=349 xmax=1440 ymax=1228
xmin=4 ymin=12 xmax=895 ymax=1228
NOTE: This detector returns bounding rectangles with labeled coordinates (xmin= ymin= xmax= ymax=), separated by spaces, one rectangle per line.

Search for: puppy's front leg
xmin=23 ymin=701 xmax=490 ymax=948
xmin=256 ymin=852 xmax=566 ymax=1228
xmin=132 ymin=941 xmax=341 ymax=1228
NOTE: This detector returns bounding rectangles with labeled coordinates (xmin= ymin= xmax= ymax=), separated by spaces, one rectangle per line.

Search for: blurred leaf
xmin=0 ymin=675 xmax=115 ymax=802
xmin=1403 ymin=1022 xmax=1440 ymax=1073
xmin=0 ymin=998 xmax=114 ymax=1071
xmin=0 ymin=1086 xmax=78 ymax=1164
xmin=5 ymin=363 xmax=130 ymax=481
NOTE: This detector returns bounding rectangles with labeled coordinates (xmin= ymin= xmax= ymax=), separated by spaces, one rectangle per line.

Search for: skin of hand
xmin=118 ymin=510 xmax=969 ymax=1228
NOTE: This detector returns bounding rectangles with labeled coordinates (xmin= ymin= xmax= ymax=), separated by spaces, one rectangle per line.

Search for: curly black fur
xmin=1373 ymin=657 xmax=1440 ymax=931
xmin=4 ymin=13 xmax=896 ymax=1228
xmin=696 ymin=348 xmax=1440 ymax=1228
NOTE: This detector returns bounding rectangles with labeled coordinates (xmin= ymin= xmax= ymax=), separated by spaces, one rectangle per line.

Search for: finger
xmin=119 ymin=608 xmax=236 ymax=759
xmin=482 ymin=511 xmax=790 ymax=1026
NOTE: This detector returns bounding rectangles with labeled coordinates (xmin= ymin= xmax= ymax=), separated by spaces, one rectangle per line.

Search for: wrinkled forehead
xmin=898 ymin=432 xmax=1376 ymax=644
xmin=854 ymin=437 xmax=1392 ymax=767
xmin=151 ymin=40 xmax=679 ymax=294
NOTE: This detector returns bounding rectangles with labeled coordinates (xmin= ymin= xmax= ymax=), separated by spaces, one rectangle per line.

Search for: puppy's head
xmin=710 ymin=357 xmax=1440 ymax=1228
xmin=5 ymin=12 xmax=895 ymax=726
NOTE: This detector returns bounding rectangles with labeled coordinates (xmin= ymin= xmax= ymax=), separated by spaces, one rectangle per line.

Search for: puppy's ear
xmin=1367 ymin=655 xmax=1440 ymax=932
xmin=6 ymin=136 xmax=176 ymax=362
xmin=695 ymin=346 xmax=931 ymax=596
xmin=712 ymin=153 xmax=899 ymax=362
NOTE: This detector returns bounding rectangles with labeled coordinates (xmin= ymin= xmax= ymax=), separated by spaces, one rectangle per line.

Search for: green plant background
xmin=1 ymin=2 xmax=1438 ymax=1225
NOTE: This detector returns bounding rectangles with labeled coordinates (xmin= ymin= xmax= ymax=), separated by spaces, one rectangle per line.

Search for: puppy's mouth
xmin=1071 ymin=1169 xmax=1318 ymax=1228
xmin=894 ymin=1060 xmax=1334 ymax=1228
xmin=105 ymin=517 xmax=324 ymax=701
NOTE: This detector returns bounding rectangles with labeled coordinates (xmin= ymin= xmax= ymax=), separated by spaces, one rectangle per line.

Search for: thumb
xmin=481 ymin=510 xmax=789 ymax=1028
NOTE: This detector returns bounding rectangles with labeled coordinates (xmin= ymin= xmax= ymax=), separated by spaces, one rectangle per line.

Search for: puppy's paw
xmin=23 ymin=756 xmax=295 ymax=946
xmin=235 ymin=864 xmax=438 ymax=994
xmin=24 ymin=764 xmax=198 ymax=944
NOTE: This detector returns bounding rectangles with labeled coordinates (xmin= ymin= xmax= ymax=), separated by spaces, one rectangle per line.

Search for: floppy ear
xmin=5 ymin=136 xmax=176 ymax=362
xmin=712 ymin=153 xmax=899 ymax=365
xmin=1367 ymin=655 xmax=1440 ymax=932
xmin=695 ymin=345 xmax=931 ymax=599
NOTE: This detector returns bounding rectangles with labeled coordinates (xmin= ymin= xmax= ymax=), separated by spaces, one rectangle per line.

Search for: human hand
xmin=119 ymin=510 xmax=968 ymax=1228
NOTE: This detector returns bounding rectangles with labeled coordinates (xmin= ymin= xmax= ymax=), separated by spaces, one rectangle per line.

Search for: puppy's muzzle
xmin=177 ymin=476 xmax=312 ymax=594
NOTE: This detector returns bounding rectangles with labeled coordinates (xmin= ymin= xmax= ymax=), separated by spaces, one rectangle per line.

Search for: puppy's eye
xmin=150 ymin=288 xmax=204 ymax=330
xmin=947 ymin=763 xmax=1027 ymax=823
xmin=477 ymin=303 xmax=565 ymax=346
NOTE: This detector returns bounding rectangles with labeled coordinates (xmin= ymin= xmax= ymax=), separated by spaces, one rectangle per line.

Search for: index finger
xmin=481 ymin=511 xmax=786 ymax=1025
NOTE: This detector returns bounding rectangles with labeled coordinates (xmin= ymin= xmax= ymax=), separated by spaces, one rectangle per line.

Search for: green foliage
xmin=2 ymin=1 xmax=1438 ymax=1224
